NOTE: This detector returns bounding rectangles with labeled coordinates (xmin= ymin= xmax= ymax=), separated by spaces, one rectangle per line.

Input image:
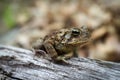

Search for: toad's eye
xmin=72 ymin=29 xmax=80 ymax=36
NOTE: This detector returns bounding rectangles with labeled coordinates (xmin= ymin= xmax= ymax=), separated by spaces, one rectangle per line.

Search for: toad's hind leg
xmin=43 ymin=42 xmax=58 ymax=60
xmin=43 ymin=43 xmax=73 ymax=63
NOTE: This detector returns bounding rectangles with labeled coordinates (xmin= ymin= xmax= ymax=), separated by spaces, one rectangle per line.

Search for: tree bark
xmin=0 ymin=45 xmax=120 ymax=80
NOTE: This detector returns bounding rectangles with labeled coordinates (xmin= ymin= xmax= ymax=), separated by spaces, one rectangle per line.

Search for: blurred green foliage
xmin=3 ymin=5 xmax=15 ymax=29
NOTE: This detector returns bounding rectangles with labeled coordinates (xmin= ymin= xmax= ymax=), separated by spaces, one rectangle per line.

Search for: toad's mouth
xmin=67 ymin=38 xmax=92 ymax=46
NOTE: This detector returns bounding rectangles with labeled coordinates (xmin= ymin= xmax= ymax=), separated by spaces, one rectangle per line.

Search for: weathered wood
xmin=0 ymin=45 xmax=120 ymax=80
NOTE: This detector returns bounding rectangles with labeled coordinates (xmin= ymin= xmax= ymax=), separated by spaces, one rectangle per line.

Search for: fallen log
xmin=0 ymin=45 xmax=120 ymax=80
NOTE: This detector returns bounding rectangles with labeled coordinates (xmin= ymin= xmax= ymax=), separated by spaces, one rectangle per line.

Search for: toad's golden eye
xmin=71 ymin=28 xmax=81 ymax=36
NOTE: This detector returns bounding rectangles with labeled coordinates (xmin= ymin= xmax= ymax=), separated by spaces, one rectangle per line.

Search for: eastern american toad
xmin=33 ymin=26 xmax=91 ymax=63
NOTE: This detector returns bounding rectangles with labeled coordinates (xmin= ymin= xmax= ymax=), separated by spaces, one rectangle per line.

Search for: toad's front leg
xmin=55 ymin=52 xmax=73 ymax=63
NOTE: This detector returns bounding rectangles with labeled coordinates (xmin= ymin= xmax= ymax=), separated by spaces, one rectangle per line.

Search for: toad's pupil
xmin=72 ymin=30 xmax=80 ymax=36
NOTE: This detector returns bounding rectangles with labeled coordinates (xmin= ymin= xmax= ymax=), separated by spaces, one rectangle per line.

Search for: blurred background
xmin=0 ymin=0 xmax=120 ymax=62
